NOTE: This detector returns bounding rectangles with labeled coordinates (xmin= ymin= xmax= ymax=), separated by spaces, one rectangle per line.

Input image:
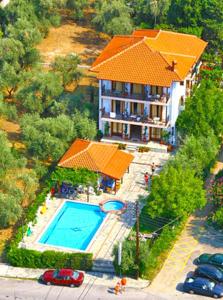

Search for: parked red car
xmin=40 ymin=268 xmax=84 ymax=287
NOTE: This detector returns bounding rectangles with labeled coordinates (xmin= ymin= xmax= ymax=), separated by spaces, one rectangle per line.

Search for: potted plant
xmin=96 ymin=130 xmax=103 ymax=141
xmin=123 ymin=124 xmax=128 ymax=140
xmin=104 ymin=122 xmax=110 ymax=137
xmin=143 ymin=126 xmax=148 ymax=142
xmin=160 ymin=130 xmax=170 ymax=145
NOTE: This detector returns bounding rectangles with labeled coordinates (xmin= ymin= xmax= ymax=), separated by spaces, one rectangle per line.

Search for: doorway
xmin=130 ymin=125 xmax=141 ymax=141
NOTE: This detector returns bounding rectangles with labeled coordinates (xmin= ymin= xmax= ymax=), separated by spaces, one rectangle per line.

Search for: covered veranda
xmin=58 ymin=138 xmax=134 ymax=194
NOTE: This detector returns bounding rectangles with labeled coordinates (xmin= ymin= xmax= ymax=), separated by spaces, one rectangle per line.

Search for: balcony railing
xmin=101 ymin=89 xmax=170 ymax=104
xmin=101 ymin=111 xmax=169 ymax=127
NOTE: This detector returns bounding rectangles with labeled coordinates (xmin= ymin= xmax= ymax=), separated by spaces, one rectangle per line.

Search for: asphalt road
xmin=0 ymin=278 xmax=163 ymax=300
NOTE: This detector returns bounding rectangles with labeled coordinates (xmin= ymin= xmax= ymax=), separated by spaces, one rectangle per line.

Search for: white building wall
xmin=169 ymin=81 xmax=185 ymax=127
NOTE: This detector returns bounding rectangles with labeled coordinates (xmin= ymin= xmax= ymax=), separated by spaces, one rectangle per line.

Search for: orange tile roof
xmin=58 ymin=139 xmax=134 ymax=180
xmin=91 ymin=29 xmax=207 ymax=86
xmin=91 ymin=35 xmax=143 ymax=68
xmin=91 ymin=41 xmax=180 ymax=87
xmin=132 ymin=29 xmax=160 ymax=38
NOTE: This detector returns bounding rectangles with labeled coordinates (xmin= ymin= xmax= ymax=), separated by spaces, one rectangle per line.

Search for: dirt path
xmin=148 ymin=150 xmax=223 ymax=298
xmin=36 ymin=18 xmax=109 ymax=65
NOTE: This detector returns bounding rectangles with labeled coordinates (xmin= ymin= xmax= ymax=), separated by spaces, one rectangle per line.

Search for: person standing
xmin=114 ymin=281 xmax=121 ymax=295
xmin=144 ymin=172 xmax=149 ymax=186
xmin=151 ymin=162 xmax=156 ymax=175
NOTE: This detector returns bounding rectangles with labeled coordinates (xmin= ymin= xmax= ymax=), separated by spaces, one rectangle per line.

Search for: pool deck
xmin=21 ymin=150 xmax=170 ymax=272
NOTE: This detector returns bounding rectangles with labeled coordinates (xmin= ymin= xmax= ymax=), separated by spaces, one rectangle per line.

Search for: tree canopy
xmin=147 ymin=163 xmax=206 ymax=219
xmin=93 ymin=0 xmax=133 ymax=35
xmin=177 ymin=80 xmax=223 ymax=139
xmin=0 ymin=131 xmax=39 ymax=228
xmin=52 ymin=54 xmax=82 ymax=88
xmin=20 ymin=112 xmax=97 ymax=161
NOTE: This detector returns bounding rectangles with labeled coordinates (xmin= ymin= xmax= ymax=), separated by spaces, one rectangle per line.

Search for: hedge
xmin=113 ymin=219 xmax=185 ymax=279
xmin=6 ymin=248 xmax=93 ymax=270
xmin=5 ymin=190 xmax=93 ymax=271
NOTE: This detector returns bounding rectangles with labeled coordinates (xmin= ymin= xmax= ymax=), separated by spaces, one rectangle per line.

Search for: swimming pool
xmin=38 ymin=201 xmax=107 ymax=251
xmin=100 ymin=199 xmax=127 ymax=214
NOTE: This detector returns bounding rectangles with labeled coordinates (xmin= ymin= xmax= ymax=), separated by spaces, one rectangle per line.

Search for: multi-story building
xmin=91 ymin=29 xmax=207 ymax=144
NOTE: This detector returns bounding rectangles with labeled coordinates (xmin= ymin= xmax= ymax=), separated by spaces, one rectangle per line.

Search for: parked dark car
xmin=40 ymin=269 xmax=84 ymax=287
xmin=196 ymin=253 xmax=223 ymax=269
xmin=183 ymin=277 xmax=223 ymax=298
xmin=194 ymin=265 xmax=223 ymax=283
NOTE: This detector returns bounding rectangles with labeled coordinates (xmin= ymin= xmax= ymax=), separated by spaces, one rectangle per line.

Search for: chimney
xmin=172 ymin=60 xmax=177 ymax=71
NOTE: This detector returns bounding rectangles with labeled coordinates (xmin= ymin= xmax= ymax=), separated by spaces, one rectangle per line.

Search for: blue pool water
xmin=103 ymin=200 xmax=124 ymax=211
xmin=39 ymin=201 xmax=107 ymax=250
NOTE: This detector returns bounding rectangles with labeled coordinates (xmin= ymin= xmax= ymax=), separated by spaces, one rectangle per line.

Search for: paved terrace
xmin=21 ymin=150 xmax=170 ymax=272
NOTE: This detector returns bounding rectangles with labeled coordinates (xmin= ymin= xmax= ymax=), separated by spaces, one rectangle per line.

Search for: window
xmin=132 ymin=84 xmax=142 ymax=94
xmin=72 ymin=271 xmax=79 ymax=279
xmin=53 ymin=270 xmax=59 ymax=278
xmin=151 ymin=128 xmax=161 ymax=140
xmin=116 ymin=82 xmax=123 ymax=92
xmin=133 ymin=103 xmax=137 ymax=114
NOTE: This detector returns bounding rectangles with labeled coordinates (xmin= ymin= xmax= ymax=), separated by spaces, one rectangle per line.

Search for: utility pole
xmin=135 ymin=200 xmax=140 ymax=279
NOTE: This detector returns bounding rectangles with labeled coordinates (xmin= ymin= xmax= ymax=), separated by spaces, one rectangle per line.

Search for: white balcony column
xmin=142 ymin=125 xmax=149 ymax=142
xmin=125 ymin=101 xmax=130 ymax=115
xmin=145 ymin=85 xmax=151 ymax=98
xmin=144 ymin=102 xmax=149 ymax=116
xmin=125 ymin=83 xmax=131 ymax=95
xmin=162 ymin=106 xmax=167 ymax=123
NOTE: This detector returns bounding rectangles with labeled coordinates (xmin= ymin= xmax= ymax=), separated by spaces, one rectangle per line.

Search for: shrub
xmin=49 ymin=14 xmax=61 ymax=27
xmin=143 ymin=223 xmax=184 ymax=280
xmin=211 ymin=207 xmax=223 ymax=228
xmin=115 ymin=143 xmax=126 ymax=150
xmin=6 ymin=247 xmax=93 ymax=270
xmin=113 ymin=220 xmax=184 ymax=279
xmin=138 ymin=146 xmax=150 ymax=153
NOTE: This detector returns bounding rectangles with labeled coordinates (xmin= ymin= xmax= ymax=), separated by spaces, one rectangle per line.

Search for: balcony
xmin=101 ymin=89 xmax=170 ymax=104
xmin=101 ymin=111 xmax=169 ymax=128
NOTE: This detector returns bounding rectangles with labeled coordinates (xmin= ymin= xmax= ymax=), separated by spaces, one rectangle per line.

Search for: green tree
xmin=18 ymin=171 xmax=39 ymax=206
xmin=147 ymin=163 xmax=206 ymax=218
xmin=174 ymin=133 xmax=219 ymax=177
xmin=167 ymin=0 xmax=202 ymax=28
xmin=72 ymin=110 xmax=97 ymax=140
xmin=0 ymin=194 xmax=22 ymax=228
xmin=177 ymin=80 xmax=223 ymax=139
xmin=20 ymin=112 xmax=96 ymax=161
xmin=52 ymin=54 xmax=82 ymax=88
xmin=201 ymin=0 xmax=223 ymax=54
xmin=93 ymin=0 xmax=133 ymax=35
xmin=8 ymin=19 xmax=42 ymax=48
xmin=16 ymin=71 xmax=63 ymax=114
xmin=150 ymin=0 xmax=170 ymax=26
xmin=66 ymin=0 xmax=88 ymax=20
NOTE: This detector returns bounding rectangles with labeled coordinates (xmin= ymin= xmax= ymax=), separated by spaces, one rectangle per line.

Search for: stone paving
xmin=21 ymin=150 xmax=170 ymax=272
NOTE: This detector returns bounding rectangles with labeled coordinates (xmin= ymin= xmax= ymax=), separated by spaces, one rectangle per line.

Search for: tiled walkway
xmin=22 ymin=150 xmax=170 ymax=272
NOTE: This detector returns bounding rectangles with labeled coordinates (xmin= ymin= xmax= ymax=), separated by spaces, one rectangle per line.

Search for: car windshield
xmin=212 ymin=255 xmax=223 ymax=264
xmin=53 ymin=270 xmax=59 ymax=278
xmin=215 ymin=269 xmax=222 ymax=278
xmin=208 ymin=282 xmax=215 ymax=290
xmin=72 ymin=271 xmax=79 ymax=279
